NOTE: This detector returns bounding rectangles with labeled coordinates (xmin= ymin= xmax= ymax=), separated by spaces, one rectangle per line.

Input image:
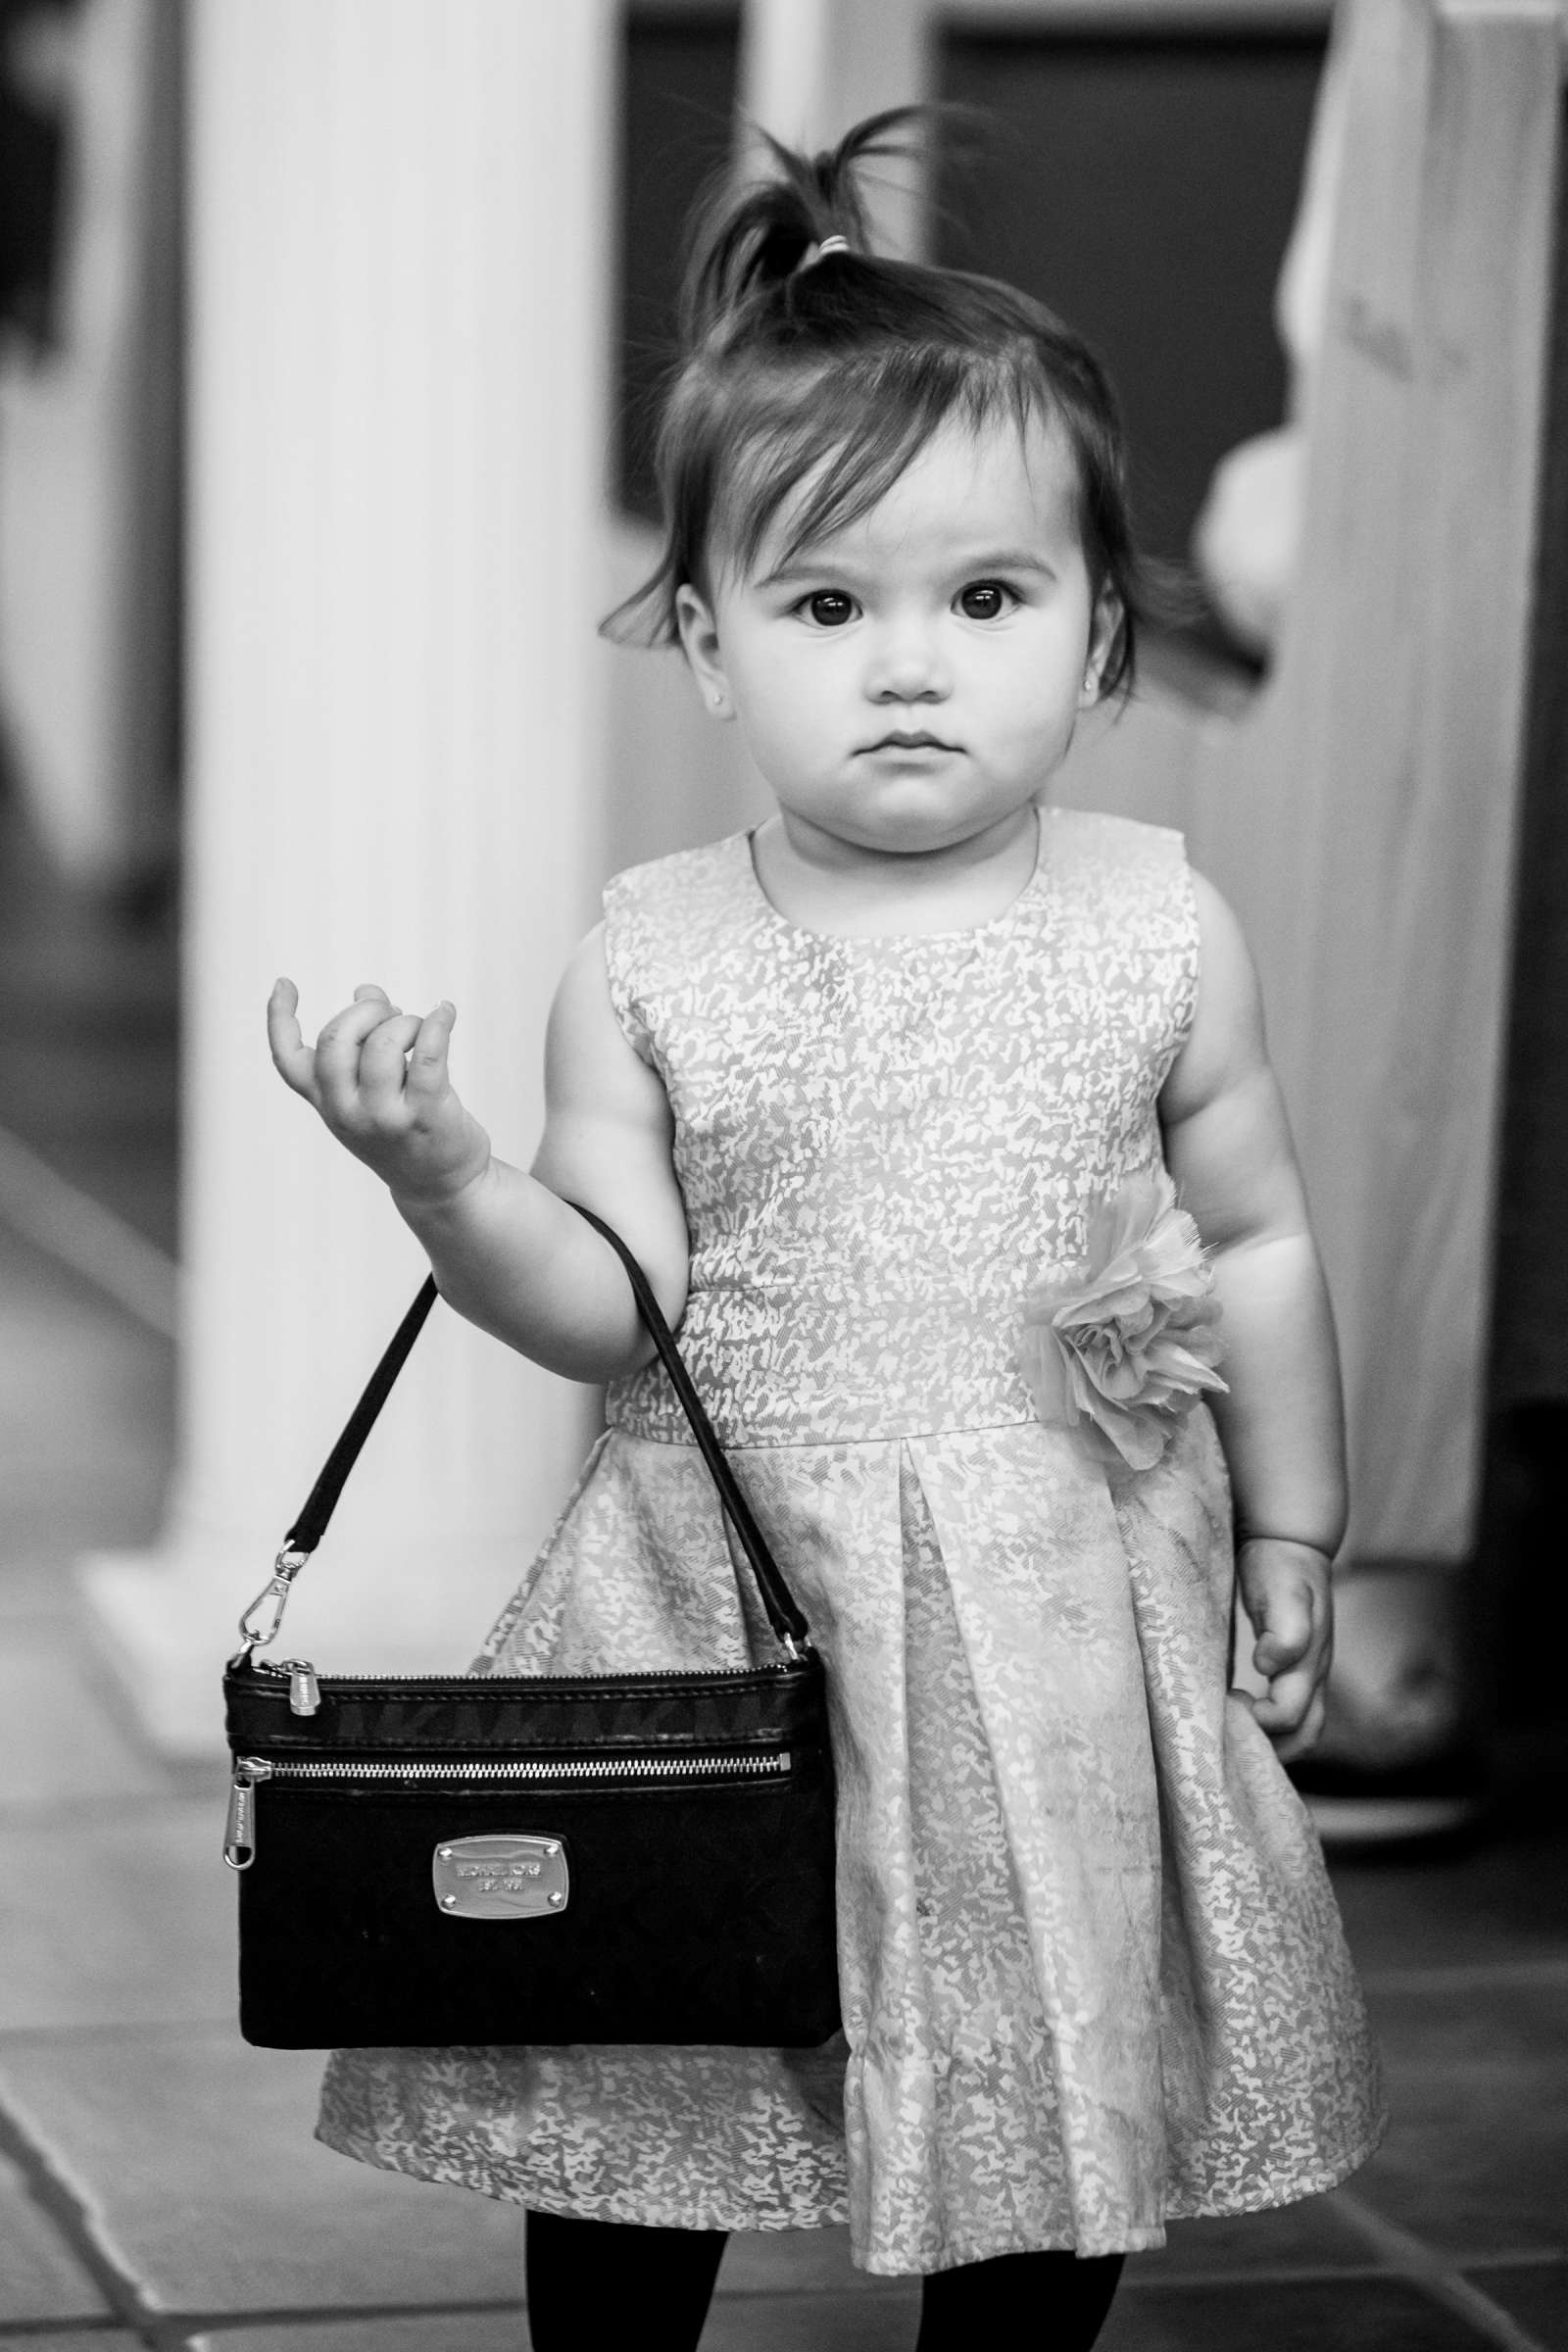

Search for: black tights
xmin=524 ymin=2212 xmax=1124 ymax=2351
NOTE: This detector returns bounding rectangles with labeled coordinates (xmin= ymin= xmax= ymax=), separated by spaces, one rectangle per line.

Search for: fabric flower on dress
xmin=1019 ymin=1168 xmax=1228 ymax=1472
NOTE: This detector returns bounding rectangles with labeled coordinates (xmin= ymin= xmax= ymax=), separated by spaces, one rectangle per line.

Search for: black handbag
xmin=222 ymin=1202 xmax=841 ymax=2051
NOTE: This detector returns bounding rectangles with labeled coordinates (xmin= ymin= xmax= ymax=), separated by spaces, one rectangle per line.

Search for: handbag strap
xmin=273 ymin=1202 xmax=811 ymax=1658
xmin=284 ymin=1278 xmax=440 ymax=1556
xmin=564 ymin=1202 xmax=809 ymax=1654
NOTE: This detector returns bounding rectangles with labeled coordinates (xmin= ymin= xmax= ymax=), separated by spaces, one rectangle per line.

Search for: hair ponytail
xmin=679 ymin=109 xmax=919 ymax=349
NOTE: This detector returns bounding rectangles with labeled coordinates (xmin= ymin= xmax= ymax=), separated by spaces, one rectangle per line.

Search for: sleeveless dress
xmin=317 ymin=808 xmax=1385 ymax=2276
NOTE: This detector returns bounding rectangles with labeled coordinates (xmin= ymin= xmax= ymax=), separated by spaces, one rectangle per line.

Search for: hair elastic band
xmin=798 ymin=233 xmax=851 ymax=272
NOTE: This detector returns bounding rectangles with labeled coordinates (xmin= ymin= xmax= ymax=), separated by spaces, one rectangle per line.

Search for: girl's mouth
xmin=862 ymin=731 xmax=958 ymax=753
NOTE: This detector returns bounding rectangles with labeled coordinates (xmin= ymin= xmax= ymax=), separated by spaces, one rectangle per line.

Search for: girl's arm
xmin=1159 ymin=872 xmax=1346 ymax=1758
xmin=267 ymin=927 xmax=689 ymax=1383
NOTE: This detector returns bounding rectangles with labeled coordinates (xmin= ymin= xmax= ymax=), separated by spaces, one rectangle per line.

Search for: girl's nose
xmin=864 ymin=619 xmax=950 ymax=704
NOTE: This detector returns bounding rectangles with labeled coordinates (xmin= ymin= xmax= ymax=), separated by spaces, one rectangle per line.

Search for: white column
xmin=82 ymin=0 xmax=615 ymax=1756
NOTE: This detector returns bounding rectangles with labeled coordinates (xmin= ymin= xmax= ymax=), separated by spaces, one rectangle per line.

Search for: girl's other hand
xmin=1233 ymin=1537 xmax=1333 ymax=1762
xmin=268 ymin=978 xmax=493 ymax=1209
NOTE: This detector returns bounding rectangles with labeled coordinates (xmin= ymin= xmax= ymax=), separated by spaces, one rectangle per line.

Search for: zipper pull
xmin=288 ymin=1661 xmax=321 ymax=1717
xmin=222 ymin=1757 xmax=272 ymax=1872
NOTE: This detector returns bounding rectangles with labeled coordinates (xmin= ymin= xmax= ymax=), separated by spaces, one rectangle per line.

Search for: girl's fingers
xmin=1264 ymin=1683 xmax=1327 ymax=1761
xmin=404 ymin=1002 xmax=458 ymax=1105
xmin=1250 ymin=1658 xmax=1318 ymax=1735
xmin=1236 ymin=1542 xmax=1332 ymax=1748
xmin=1240 ymin=1546 xmax=1329 ymax=1663
xmin=1273 ymin=1690 xmax=1328 ymax=1763
xmin=313 ymin=991 xmax=407 ymax=1118
xmin=358 ymin=1011 xmax=425 ymax=1102
xmin=267 ymin=978 xmax=319 ymax=1102
xmin=1249 ymin=1614 xmax=1330 ymax=1739
xmin=1249 ymin=1585 xmax=1316 ymax=1675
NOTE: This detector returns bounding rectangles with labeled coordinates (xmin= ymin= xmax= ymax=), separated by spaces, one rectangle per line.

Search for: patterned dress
xmin=318 ymin=808 xmax=1386 ymax=2275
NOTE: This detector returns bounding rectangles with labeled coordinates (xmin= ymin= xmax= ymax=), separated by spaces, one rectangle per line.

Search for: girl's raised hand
xmin=268 ymin=979 xmax=492 ymax=1209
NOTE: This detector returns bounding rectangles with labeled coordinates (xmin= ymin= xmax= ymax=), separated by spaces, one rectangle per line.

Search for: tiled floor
xmin=2 ymin=831 xmax=1566 ymax=2349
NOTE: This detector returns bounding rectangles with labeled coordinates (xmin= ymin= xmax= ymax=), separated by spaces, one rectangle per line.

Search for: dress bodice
xmin=603 ymin=808 xmax=1198 ymax=1446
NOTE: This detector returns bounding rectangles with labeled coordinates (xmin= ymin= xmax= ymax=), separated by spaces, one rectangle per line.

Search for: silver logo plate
xmin=432 ymin=1835 xmax=570 ymax=1920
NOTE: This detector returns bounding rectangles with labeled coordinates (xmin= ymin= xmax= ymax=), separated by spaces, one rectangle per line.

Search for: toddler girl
xmin=269 ymin=114 xmax=1384 ymax=2352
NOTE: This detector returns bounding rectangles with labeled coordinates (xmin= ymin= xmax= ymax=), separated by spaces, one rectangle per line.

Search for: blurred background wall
xmin=0 ymin=0 xmax=1562 ymax=1829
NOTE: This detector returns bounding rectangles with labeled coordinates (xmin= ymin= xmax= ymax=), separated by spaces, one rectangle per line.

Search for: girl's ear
xmin=675 ymin=584 xmax=734 ymax=720
xmin=1080 ymin=590 xmax=1123 ymax=707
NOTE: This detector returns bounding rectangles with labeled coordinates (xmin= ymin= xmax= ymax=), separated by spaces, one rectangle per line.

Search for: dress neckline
xmin=739 ymin=807 xmax=1053 ymax=947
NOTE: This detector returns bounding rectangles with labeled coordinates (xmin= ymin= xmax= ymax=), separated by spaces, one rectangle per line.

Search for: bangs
xmin=704 ymin=347 xmax=1050 ymax=591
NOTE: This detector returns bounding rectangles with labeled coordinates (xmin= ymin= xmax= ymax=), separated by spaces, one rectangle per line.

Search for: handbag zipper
xmin=223 ymin=1746 xmax=792 ymax=1870
xmin=252 ymin=1653 xmax=806 ymax=1716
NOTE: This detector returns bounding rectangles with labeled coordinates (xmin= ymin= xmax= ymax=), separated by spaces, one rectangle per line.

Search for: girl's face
xmin=676 ymin=411 xmax=1115 ymax=864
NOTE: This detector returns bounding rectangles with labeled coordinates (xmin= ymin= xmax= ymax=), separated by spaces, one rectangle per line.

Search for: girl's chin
xmin=857 ymin=782 xmax=1043 ymax=834
xmin=789 ymin=814 xmax=1039 ymax=866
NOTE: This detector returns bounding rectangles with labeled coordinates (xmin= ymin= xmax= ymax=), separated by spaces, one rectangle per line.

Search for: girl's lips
xmin=861 ymin=732 xmax=959 ymax=753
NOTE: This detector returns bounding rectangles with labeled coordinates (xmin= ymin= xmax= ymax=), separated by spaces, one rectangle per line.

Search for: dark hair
xmin=606 ymin=110 xmax=1153 ymax=699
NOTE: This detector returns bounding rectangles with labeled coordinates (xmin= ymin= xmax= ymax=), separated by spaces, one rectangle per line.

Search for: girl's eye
xmin=802 ymin=591 xmax=857 ymax=628
xmin=957 ymin=581 xmax=1013 ymax=621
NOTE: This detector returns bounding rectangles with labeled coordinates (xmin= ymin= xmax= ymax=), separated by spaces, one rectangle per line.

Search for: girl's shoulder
xmin=1045 ymin=804 xmax=1188 ymax=883
xmin=1042 ymin=808 xmax=1200 ymax=1058
xmin=1042 ymin=805 xmax=1194 ymax=939
xmin=603 ymin=830 xmax=754 ymax=931
xmin=606 ymin=827 xmax=752 ymax=898
xmin=601 ymin=832 xmax=760 ymax=1056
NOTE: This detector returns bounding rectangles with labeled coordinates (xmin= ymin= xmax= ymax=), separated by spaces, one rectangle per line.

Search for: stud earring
xmin=711 ymin=689 xmax=724 ymax=708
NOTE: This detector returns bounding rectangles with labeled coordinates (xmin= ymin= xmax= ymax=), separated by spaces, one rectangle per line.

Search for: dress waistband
xmin=607 ymin=1288 xmax=1040 ymax=1452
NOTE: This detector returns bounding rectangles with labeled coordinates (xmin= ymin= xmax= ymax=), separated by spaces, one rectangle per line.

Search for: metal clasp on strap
xmin=231 ymin=1547 xmax=310 ymax=1666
